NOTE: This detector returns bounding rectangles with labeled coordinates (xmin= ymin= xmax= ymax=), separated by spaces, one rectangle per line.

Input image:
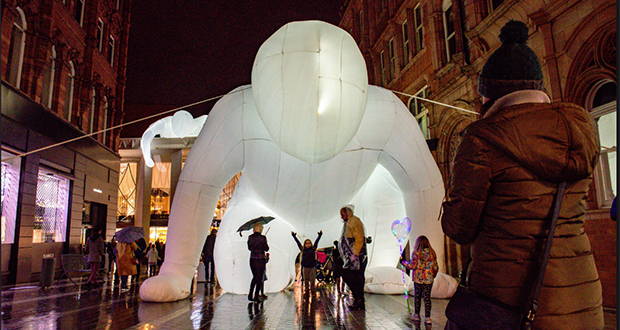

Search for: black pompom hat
xmin=478 ymin=20 xmax=544 ymax=100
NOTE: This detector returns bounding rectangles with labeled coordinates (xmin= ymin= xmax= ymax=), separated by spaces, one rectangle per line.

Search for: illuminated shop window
xmin=33 ymin=170 xmax=70 ymax=243
xmin=1 ymin=150 xmax=21 ymax=244
xmin=117 ymin=162 xmax=137 ymax=223
xmin=149 ymin=226 xmax=168 ymax=243
xmin=151 ymin=162 xmax=171 ymax=217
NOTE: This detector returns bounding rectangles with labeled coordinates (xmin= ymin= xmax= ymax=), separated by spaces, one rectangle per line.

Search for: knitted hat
xmin=478 ymin=20 xmax=543 ymax=100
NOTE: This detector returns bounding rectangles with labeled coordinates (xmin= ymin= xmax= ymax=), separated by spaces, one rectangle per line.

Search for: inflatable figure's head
xmin=251 ymin=21 xmax=368 ymax=164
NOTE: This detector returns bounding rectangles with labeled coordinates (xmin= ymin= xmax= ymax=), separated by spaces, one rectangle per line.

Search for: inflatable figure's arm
xmin=141 ymin=118 xmax=168 ymax=168
xmin=140 ymin=111 xmax=208 ymax=168
xmin=140 ymin=88 xmax=248 ymax=302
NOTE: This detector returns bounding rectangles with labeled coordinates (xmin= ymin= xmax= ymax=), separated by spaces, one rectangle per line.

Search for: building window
xmin=102 ymin=97 xmax=109 ymax=143
xmin=33 ymin=170 xmax=70 ymax=243
xmin=409 ymin=86 xmax=430 ymax=139
xmin=590 ymin=82 xmax=617 ymax=208
xmin=401 ymin=21 xmax=410 ymax=66
xmin=117 ymin=162 xmax=137 ymax=223
xmin=90 ymin=88 xmax=97 ymax=133
xmin=151 ymin=162 xmax=171 ymax=218
xmin=359 ymin=10 xmax=364 ymax=36
xmin=65 ymin=61 xmax=76 ymax=122
xmin=6 ymin=7 xmax=27 ymax=88
xmin=487 ymin=0 xmax=505 ymax=12
xmin=388 ymin=39 xmax=396 ymax=80
xmin=380 ymin=51 xmax=387 ymax=86
xmin=96 ymin=19 xmax=104 ymax=52
xmin=443 ymin=0 xmax=457 ymax=62
xmin=1 ymin=150 xmax=21 ymax=244
xmin=414 ymin=4 xmax=424 ymax=52
xmin=41 ymin=46 xmax=57 ymax=109
xmin=107 ymin=36 xmax=115 ymax=66
xmin=74 ymin=0 xmax=85 ymax=26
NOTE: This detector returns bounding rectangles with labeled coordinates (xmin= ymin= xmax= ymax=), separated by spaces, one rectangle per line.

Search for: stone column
xmin=169 ymin=149 xmax=183 ymax=205
xmin=135 ymin=158 xmax=152 ymax=242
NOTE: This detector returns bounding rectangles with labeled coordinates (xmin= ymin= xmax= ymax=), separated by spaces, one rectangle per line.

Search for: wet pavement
xmin=1 ymin=274 xmax=616 ymax=329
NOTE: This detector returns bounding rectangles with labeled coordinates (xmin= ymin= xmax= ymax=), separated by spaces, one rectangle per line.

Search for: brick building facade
xmin=340 ymin=0 xmax=616 ymax=307
xmin=1 ymin=0 xmax=131 ymax=284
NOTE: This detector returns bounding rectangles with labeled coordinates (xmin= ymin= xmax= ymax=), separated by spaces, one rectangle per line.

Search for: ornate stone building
xmin=1 ymin=0 xmax=131 ymax=283
xmin=340 ymin=0 xmax=616 ymax=307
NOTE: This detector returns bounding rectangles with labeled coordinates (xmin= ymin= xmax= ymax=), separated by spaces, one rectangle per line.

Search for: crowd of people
xmin=83 ymin=230 xmax=166 ymax=291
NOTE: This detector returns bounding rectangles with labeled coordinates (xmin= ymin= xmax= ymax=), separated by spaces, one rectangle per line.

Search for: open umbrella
xmin=236 ymin=216 xmax=275 ymax=236
xmin=114 ymin=226 xmax=144 ymax=243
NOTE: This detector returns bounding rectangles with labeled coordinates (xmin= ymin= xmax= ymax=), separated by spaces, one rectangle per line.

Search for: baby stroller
xmin=315 ymin=248 xmax=334 ymax=286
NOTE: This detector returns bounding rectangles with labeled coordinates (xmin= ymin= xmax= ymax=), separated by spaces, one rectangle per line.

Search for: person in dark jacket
xmin=442 ymin=20 xmax=603 ymax=329
xmin=247 ymin=223 xmax=269 ymax=302
xmin=202 ymin=229 xmax=217 ymax=284
xmin=331 ymin=240 xmax=345 ymax=295
xmin=106 ymin=237 xmax=117 ymax=275
xmin=291 ymin=230 xmax=322 ymax=294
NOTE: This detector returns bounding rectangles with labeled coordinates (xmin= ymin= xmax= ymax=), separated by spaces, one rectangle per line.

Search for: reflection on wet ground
xmin=1 ymin=275 xmax=616 ymax=329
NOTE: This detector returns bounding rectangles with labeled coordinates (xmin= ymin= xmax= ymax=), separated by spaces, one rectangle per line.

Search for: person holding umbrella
xmin=247 ymin=222 xmax=269 ymax=302
xmin=114 ymin=227 xmax=144 ymax=290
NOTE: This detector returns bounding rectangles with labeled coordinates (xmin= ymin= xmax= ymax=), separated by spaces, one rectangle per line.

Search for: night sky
xmin=123 ymin=1 xmax=341 ymax=136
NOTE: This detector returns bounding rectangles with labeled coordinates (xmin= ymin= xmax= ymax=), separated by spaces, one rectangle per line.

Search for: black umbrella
xmin=236 ymin=216 xmax=275 ymax=237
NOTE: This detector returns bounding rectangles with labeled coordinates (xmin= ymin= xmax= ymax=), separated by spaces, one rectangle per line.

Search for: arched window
xmin=41 ymin=46 xmax=56 ymax=108
xmin=90 ymin=88 xmax=97 ymax=133
xmin=6 ymin=7 xmax=27 ymax=87
xmin=589 ymin=81 xmax=617 ymax=208
xmin=102 ymin=96 xmax=109 ymax=143
xmin=65 ymin=61 xmax=75 ymax=122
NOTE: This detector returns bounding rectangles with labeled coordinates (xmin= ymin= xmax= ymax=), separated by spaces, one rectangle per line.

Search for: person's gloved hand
xmin=318 ymin=230 xmax=323 ymax=236
xmin=291 ymin=232 xmax=297 ymax=237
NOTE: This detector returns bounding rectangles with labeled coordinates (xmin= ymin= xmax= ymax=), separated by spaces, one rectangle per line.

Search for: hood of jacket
xmin=470 ymin=98 xmax=599 ymax=182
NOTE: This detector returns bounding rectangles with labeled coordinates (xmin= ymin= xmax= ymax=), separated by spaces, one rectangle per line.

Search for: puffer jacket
xmin=442 ymin=97 xmax=603 ymax=329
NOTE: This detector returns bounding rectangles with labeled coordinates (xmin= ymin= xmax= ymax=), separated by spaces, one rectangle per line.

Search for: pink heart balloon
xmin=391 ymin=217 xmax=412 ymax=243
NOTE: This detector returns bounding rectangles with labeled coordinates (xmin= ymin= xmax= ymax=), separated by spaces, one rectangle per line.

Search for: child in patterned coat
xmin=404 ymin=235 xmax=438 ymax=325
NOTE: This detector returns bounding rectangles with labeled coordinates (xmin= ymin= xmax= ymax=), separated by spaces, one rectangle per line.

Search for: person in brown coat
xmin=442 ymin=21 xmax=603 ymax=329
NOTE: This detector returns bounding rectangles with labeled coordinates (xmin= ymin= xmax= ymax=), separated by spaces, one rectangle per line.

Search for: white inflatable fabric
xmin=139 ymin=20 xmax=445 ymax=302
xmin=364 ymin=266 xmax=413 ymax=294
xmin=251 ymin=21 xmax=368 ymax=164
xmin=430 ymin=272 xmax=458 ymax=298
xmin=140 ymin=110 xmax=207 ymax=168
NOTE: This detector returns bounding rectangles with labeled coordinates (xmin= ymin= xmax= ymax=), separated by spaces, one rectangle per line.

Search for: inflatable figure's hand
xmin=140 ymin=111 xmax=207 ymax=168
xmin=139 ymin=273 xmax=192 ymax=302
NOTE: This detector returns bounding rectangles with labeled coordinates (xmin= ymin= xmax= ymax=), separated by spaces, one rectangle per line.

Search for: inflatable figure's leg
xmin=139 ymin=181 xmax=224 ymax=302
xmin=139 ymin=88 xmax=247 ymax=302
xmin=214 ymin=190 xmax=297 ymax=294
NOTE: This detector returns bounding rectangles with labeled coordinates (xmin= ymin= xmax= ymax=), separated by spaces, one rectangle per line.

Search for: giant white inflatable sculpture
xmin=140 ymin=20 xmax=446 ymax=302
